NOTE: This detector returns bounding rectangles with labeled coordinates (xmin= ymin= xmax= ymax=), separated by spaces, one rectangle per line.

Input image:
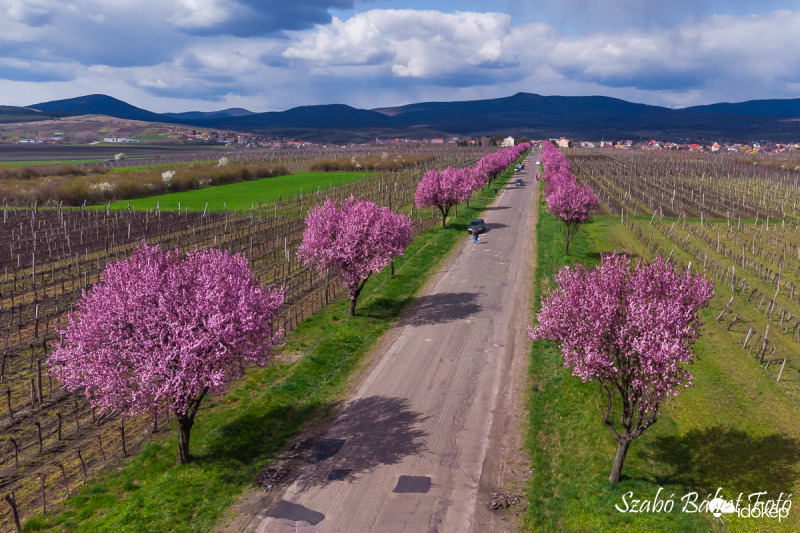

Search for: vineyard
xmin=523 ymin=148 xmax=800 ymax=532
xmin=0 ymin=145 xmax=489 ymax=530
xmin=570 ymin=150 xmax=800 ymax=220
xmin=569 ymin=149 xmax=800 ymax=395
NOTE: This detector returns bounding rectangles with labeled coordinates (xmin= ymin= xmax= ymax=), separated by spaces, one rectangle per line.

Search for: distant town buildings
xmin=18 ymin=136 xmax=62 ymax=143
xmin=6 ymin=126 xmax=800 ymax=156
xmin=103 ymin=137 xmax=140 ymax=143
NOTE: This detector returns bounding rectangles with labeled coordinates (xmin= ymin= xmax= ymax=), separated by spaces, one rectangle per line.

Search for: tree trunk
xmin=609 ymin=439 xmax=631 ymax=483
xmin=348 ymin=275 xmax=370 ymax=316
xmin=177 ymin=416 xmax=195 ymax=464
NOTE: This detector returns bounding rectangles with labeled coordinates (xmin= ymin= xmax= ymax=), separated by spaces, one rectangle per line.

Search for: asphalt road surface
xmin=250 ymin=152 xmax=539 ymax=532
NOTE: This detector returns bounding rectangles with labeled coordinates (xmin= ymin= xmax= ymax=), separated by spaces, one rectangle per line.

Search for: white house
xmin=557 ymin=137 xmax=570 ymax=148
xmin=103 ymin=137 xmax=140 ymax=143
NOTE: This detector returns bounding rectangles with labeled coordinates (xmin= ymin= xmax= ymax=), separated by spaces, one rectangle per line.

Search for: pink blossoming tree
xmin=529 ymin=254 xmax=714 ymax=482
xmin=414 ymin=168 xmax=466 ymax=229
xmin=546 ymin=177 xmax=599 ymax=254
xmin=297 ymin=196 xmax=413 ymax=316
xmin=48 ymin=243 xmax=284 ymax=464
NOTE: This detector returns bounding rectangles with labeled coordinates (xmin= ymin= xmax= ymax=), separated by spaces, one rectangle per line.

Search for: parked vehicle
xmin=467 ymin=218 xmax=486 ymax=234
xmin=514 ymin=165 xmax=522 ymax=172
xmin=515 ymin=178 xmax=524 ymax=186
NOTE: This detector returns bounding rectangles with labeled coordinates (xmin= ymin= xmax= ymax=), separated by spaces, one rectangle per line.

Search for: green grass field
xmin=21 ymin=165 xmax=521 ymax=532
xmin=103 ymin=172 xmax=373 ymax=212
xmin=524 ymin=197 xmax=800 ymax=531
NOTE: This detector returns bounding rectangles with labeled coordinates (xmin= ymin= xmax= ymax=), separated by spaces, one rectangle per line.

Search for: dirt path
xmin=220 ymin=153 xmax=539 ymax=533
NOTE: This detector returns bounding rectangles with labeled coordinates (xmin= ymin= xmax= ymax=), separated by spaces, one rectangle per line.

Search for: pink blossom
xmin=414 ymin=168 xmax=466 ymax=228
xmin=539 ymin=142 xmax=598 ymax=253
xmin=297 ymin=195 xmax=412 ymax=316
xmin=48 ymin=243 xmax=284 ymax=463
xmin=546 ymin=178 xmax=599 ymax=254
xmin=416 ymin=143 xmax=531 ymax=228
xmin=529 ymin=253 xmax=714 ymax=481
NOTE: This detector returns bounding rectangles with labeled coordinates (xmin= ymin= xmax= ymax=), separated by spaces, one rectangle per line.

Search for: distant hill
xmin=374 ymin=92 xmax=800 ymax=140
xmin=203 ymin=104 xmax=395 ymax=130
xmin=28 ymin=94 xmax=181 ymax=124
xmin=0 ymin=105 xmax=68 ymax=123
xmin=164 ymin=108 xmax=255 ymax=120
xmin=374 ymin=92 xmax=678 ymax=136
xmin=684 ymin=99 xmax=800 ymax=117
xmin=19 ymin=92 xmax=800 ymax=142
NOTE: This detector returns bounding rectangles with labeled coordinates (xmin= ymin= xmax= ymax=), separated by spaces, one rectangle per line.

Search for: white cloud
xmin=0 ymin=3 xmax=799 ymax=112
xmin=277 ymin=7 xmax=800 ymax=108
xmin=542 ymin=10 xmax=800 ymax=97
xmin=138 ymin=79 xmax=169 ymax=89
xmin=2 ymin=0 xmax=53 ymax=25
xmin=171 ymin=0 xmax=230 ymax=29
xmin=283 ymin=10 xmax=520 ymax=78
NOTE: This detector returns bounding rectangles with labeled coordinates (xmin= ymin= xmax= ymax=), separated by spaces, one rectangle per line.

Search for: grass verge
xmin=21 ymin=169 xmax=517 ymax=532
xmin=524 ymin=205 xmax=800 ymax=531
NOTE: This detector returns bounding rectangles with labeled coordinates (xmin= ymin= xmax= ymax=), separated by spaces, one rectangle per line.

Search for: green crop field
xmin=104 ymin=172 xmax=374 ymax=212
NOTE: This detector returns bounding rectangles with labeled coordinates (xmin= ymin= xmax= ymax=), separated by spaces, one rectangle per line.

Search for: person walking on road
xmin=472 ymin=230 xmax=479 ymax=245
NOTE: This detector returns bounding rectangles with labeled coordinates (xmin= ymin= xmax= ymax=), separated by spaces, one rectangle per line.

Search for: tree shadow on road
xmin=295 ymin=395 xmax=428 ymax=491
xmin=397 ymin=292 xmax=482 ymax=327
xmin=638 ymin=427 xmax=800 ymax=496
xmin=485 ymin=222 xmax=508 ymax=232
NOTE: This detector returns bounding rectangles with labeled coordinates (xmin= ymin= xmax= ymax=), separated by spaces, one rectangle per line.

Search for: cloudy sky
xmin=2 ymin=0 xmax=799 ymax=113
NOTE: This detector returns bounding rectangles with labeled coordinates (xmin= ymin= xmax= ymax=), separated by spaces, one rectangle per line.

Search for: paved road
xmin=250 ymin=152 xmax=539 ymax=533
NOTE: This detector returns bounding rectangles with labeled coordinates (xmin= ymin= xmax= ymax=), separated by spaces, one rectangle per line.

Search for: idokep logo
xmin=615 ymin=487 xmax=793 ymax=523
xmin=685 ymin=489 xmax=793 ymax=524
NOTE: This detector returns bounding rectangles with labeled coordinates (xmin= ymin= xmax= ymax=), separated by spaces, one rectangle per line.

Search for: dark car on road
xmin=515 ymin=178 xmax=524 ymax=186
xmin=467 ymin=218 xmax=486 ymax=234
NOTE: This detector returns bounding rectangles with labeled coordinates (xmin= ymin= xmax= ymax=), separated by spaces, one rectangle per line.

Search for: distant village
xmin=9 ymin=129 xmax=800 ymax=155
xmin=562 ymin=137 xmax=800 ymax=154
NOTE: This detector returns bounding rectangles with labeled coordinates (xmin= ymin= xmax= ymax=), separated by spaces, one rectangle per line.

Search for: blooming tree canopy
xmin=48 ymin=243 xmax=284 ymax=464
xmin=415 ymin=142 xmax=531 ymax=228
xmin=297 ymin=195 xmax=413 ymax=316
xmin=546 ymin=178 xmax=599 ymax=254
xmin=414 ymin=168 xmax=466 ymax=229
xmin=540 ymin=142 xmax=598 ymax=253
xmin=529 ymin=253 xmax=714 ymax=482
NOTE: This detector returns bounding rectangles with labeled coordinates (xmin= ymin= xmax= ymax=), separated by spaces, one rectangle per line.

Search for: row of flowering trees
xmin=532 ymin=143 xmax=715 ymax=483
xmin=48 ymin=194 xmax=415 ymax=464
xmin=298 ymin=142 xmax=531 ymax=315
xmin=539 ymin=141 xmax=599 ymax=254
xmin=415 ymin=143 xmax=531 ymax=228
xmin=46 ymin=143 xmax=530 ymax=466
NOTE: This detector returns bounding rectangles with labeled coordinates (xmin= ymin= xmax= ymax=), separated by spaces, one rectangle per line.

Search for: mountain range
xmin=11 ymin=93 xmax=800 ymax=142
